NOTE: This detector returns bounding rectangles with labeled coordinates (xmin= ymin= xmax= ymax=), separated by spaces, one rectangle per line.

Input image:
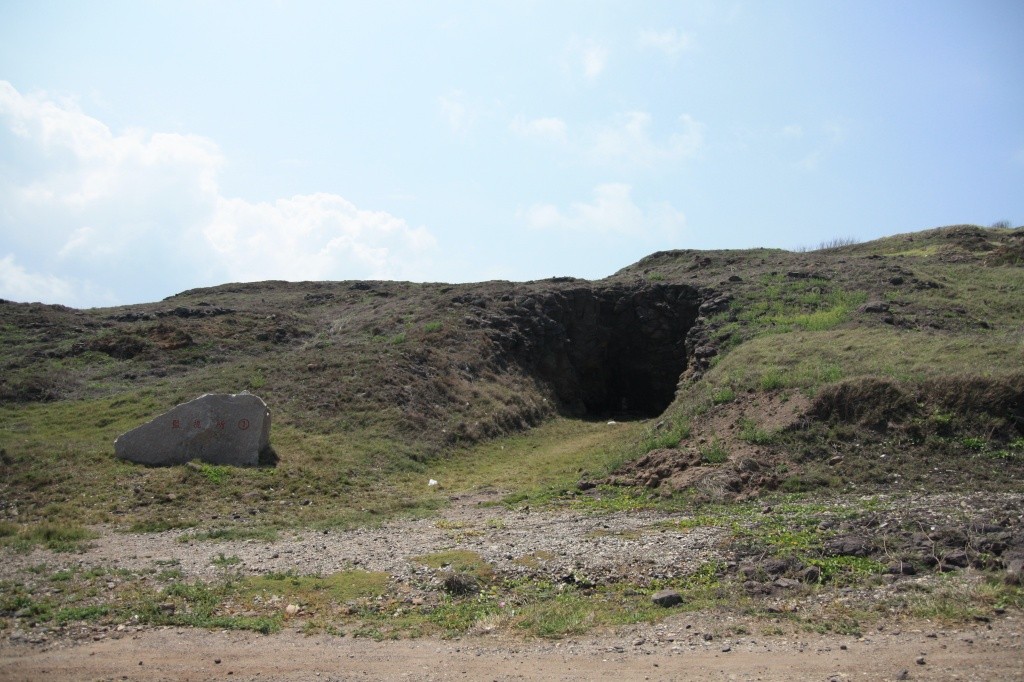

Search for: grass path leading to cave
xmin=393 ymin=416 xmax=649 ymax=508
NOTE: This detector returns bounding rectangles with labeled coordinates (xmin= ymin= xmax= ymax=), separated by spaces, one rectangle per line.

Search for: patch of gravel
xmin=0 ymin=501 xmax=728 ymax=587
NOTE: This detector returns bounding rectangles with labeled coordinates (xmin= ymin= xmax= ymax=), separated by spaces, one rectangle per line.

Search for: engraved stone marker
xmin=114 ymin=393 xmax=271 ymax=466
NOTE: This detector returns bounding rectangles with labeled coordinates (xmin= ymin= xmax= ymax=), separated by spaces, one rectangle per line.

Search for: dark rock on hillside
xmin=115 ymin=393 xmax=272 ymax=466
xmin=651 ymin=589 xmax=683 ymax=607
xmin=825 ymin=535 xmax=872 ymax=558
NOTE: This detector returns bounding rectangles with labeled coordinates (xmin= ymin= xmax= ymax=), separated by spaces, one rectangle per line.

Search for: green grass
xmin=211 ymin=553 xmax=242 ymax=567
xmin=807 ymin=556 xmax=886 ymax=585
xmin=738 ymin=418 xmax=775 ymax=445
xmin=194 ymin=462 xmax=231 ymax=484
xmin=711 ymin=386 xmax=735 ymax=404
xmin=706 ymin=327 xmax=1022 ymax=394
xmin=417 ymin=417 xmax=646 ymax=507
xmin=0 ymin=522 xmax=97 ymax=553
xmin=568 ymin=485 xmax=695 ymax=514
xmin=241 ymin=570 xmax=390 ymax=606
xmin=639 ymin=419 xmax=690 ymax=451
xmin=699 ymin=440 xmax=729 ymax=465
xmin=54 ymin=604 xmax=111 ymax=625
xmin=413 ymin=550 xmax=493 ymax=580
xmin=721 ymin=274 xmax=868 ymax=340
xmin=1 ymin=387 xmax=640 ymax=532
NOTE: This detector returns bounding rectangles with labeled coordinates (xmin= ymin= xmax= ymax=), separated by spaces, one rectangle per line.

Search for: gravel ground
xmin=0 ymin=495 xmax=727 ymax=586
xmin=3 ymin=493 xmax=1024 ymax=680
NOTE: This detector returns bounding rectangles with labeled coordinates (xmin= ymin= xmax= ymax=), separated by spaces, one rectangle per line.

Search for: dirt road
xmin=3 ymin=614 xmax=1023 ymax=681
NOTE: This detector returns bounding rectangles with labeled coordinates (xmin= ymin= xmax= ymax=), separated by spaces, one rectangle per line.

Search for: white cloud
xmin=0 ymin=254 xmax=80 ymax=305
xmin=509 ymin=116 xmax=567 ymax=143
xmin=206 ymin=194 xmax=436 ymax=283
xmin=781 ymin=124 xmax=803 ymax=138
xmin=564 ymin=37 xmax=609 ymax=82
xmin=794 ymin=120 xmax=850 ymax=171
xmin=520 ymin=183 xmax=686 ymax=238
xmin=637 ymin=28 xmax=693 ymax=56
xmin=590 ymin=111 xmax=704 ymax=167
xmin=0 ymin=81 xmax=437 ymax=307
xmin=437 ymin=90 xmax=475 ymax=134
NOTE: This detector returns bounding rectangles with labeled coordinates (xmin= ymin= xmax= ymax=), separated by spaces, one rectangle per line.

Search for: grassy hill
xmin=1 ymin=223 xmax=1023 ymax=642
xmin=1 ymin=224 xmax=1022 ymax=535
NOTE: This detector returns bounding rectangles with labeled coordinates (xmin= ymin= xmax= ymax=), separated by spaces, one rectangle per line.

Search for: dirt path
xmin=3 ymin=615 xmax=1023 ymax=681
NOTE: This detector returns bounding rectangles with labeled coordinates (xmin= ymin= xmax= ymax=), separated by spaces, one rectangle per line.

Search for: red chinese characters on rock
xmin=170 ymin=418 xmax=251 ymax=431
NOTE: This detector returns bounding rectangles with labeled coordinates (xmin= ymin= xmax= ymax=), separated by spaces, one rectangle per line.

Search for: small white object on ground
xmin=428 ymin=479 xmax=438 ymax=486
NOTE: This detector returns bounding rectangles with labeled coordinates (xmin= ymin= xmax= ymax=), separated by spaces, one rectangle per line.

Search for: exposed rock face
xmin=115 ymin=393 xmax=271 ymax=466
xmin=485 ymin=284 xmax=700 ymax=417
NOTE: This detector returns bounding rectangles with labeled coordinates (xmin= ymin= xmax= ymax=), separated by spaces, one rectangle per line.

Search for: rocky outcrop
xmin=481 ymin=283 xmax=700 ymax=417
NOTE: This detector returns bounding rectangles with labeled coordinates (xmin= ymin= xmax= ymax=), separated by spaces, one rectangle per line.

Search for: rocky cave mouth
xmin=509 ymin=284 xmax=701 ymax=419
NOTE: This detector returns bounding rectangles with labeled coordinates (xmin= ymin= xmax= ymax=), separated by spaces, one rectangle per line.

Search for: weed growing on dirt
xmin=806 ymin=556 xmax=887 ymax=585
xmin=711 ymin=386 xmax=735 ymax=404
xmin=0 ymin=522 xmax=96 ymax=553
xmin=178 ymin=527 xmax=279 ymax=543
xmin=127 ymin=519 xmax=196 ymax=533
xmin=738 ymin=418 xmax=775 ymax=445
xmin=194 ymin=462 xmax=231 ymax=484
xmin=639 ymin=419 xmax=691 ymax=451
xmin=211 ymin=553 xmax=242 ymax=568
xmin=413 ymin=550 xmax=493 ymax=581
xmin=700 ymin=440 xmax=729 ymax=465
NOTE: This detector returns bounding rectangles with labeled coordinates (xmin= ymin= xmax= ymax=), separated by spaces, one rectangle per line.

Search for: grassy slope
xmin=612 ymin=225 xmax=1024 ymax=497
xmin=2 ymin=225 xmax=1023 ymax=640
xmin=1 ymin=225 xmax=1022 ymax=534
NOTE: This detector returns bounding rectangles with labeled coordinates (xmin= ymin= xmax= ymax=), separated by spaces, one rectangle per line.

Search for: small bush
xmin=8 ymin=522 xmax=97 ymax=552
xmin=442 ymin=572 xmax=480 ymax=596
xmin=780 ymin=471 xmax=837 ymax=493
xmin=807 ymin=556 xmax=886 ymax=585
xmin=642 ymin=420 xmax=691 ymax=451
xmin=128 ymin=519 xmax=195 ymax=533
xmin=55 ymin=604 xmax=111 ymax=625
xmin=759 ymin=370 xmax=785 ymax=391
xmin=700 ymin=440 xmax=728 ymax=464
xmin=194 ymin=463 xmax=230 ymax=484
xmin=815 ymin=237 xmax=859 ymax=251
xmin=211 ymin=553 xmax=242 ymax=567
xmin=738 ymin=418 xmax=775 ymax=445
xmin=711 ymin=387 xmax=735 ymax=404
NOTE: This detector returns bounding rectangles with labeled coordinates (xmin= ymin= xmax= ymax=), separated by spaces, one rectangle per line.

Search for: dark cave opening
xmin=518 ymin=284 xmax=700 ymax=419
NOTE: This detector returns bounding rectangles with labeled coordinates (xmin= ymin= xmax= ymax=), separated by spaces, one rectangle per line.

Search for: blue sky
xmin=1 ymin=1 xmax=1022 ymax=308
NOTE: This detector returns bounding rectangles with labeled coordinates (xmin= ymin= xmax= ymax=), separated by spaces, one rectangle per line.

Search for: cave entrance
xmin=525 ymin=284 xmax=699 ymax=420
